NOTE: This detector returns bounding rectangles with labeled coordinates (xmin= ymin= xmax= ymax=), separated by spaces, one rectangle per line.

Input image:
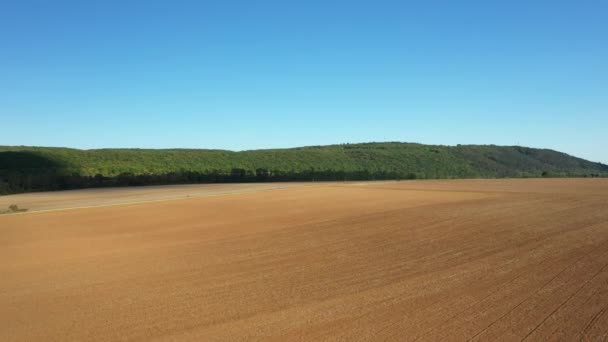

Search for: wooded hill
xmin=1 ymin=143 xmax=606 ymax=194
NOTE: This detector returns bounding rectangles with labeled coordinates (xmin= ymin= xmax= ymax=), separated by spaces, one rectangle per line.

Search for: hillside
xmin=1 ymin=143 xmax=606 ymax=194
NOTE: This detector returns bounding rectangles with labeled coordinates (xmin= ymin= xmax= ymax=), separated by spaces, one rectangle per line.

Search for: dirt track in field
xmin=1 ymin=179 xmax=608 ymax=341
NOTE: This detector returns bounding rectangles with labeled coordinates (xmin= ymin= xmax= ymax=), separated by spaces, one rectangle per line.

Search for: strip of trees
xmin=2 ymin=143 xmax=606 ymax=195
xmin=0 ymin=168 xmax=422 ymax=195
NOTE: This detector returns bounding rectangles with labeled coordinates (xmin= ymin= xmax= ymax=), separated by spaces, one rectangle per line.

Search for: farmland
xmin=1 ymin=179 xmax=608 ymax=340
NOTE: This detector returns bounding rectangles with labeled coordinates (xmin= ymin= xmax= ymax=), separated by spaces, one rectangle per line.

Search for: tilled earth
xmin=1 ymin=179 xmax=607 ymax=341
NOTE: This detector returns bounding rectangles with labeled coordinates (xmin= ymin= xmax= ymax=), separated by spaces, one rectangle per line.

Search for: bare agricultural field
xmin=0 ymin=182 xmax=313 ymax=213
xmin=1 ymin=179 xmax=608 ymax=341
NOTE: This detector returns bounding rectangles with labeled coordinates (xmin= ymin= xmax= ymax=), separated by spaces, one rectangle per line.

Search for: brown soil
xmin=1 ymin=179 xmax=607 ymax=341
xmin=0 ymin=182 xmax=313 ymax=213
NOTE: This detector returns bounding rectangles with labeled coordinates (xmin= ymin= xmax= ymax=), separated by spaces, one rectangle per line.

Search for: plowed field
xmin=1 ymin=179 xmax=607 ymax=341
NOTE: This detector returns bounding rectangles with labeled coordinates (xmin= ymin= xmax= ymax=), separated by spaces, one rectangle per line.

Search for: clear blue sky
xmin=1 ymin=1 xmax=606 ymax=163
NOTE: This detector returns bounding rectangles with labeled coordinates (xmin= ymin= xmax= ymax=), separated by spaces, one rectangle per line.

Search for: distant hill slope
xmin=1 ymin=143 xmax=606 ymax=194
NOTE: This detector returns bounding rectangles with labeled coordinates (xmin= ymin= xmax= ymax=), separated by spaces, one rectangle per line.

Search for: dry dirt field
xmin=0 ymin=182 xmax=311 ymax=213
xmin=1 ymin=179 xmax=608 ymax=341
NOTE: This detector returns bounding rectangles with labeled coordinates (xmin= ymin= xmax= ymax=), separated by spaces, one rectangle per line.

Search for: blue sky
xmin=1 ymin=0 xmax=606 ymax=163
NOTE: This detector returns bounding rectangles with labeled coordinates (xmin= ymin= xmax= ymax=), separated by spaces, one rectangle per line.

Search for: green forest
xmin=1 ymin=142 xmax=606 ymax=195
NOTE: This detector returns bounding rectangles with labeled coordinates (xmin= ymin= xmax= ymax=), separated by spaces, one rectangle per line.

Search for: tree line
xmin=0 ymin=168 xmax=422 ymax=195
xmin=1 ymin=143 xmax=606 ymax=195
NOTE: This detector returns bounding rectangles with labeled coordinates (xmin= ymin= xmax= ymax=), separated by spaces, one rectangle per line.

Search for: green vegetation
xmin=1 ymin=142 xmax=606 ymax=195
